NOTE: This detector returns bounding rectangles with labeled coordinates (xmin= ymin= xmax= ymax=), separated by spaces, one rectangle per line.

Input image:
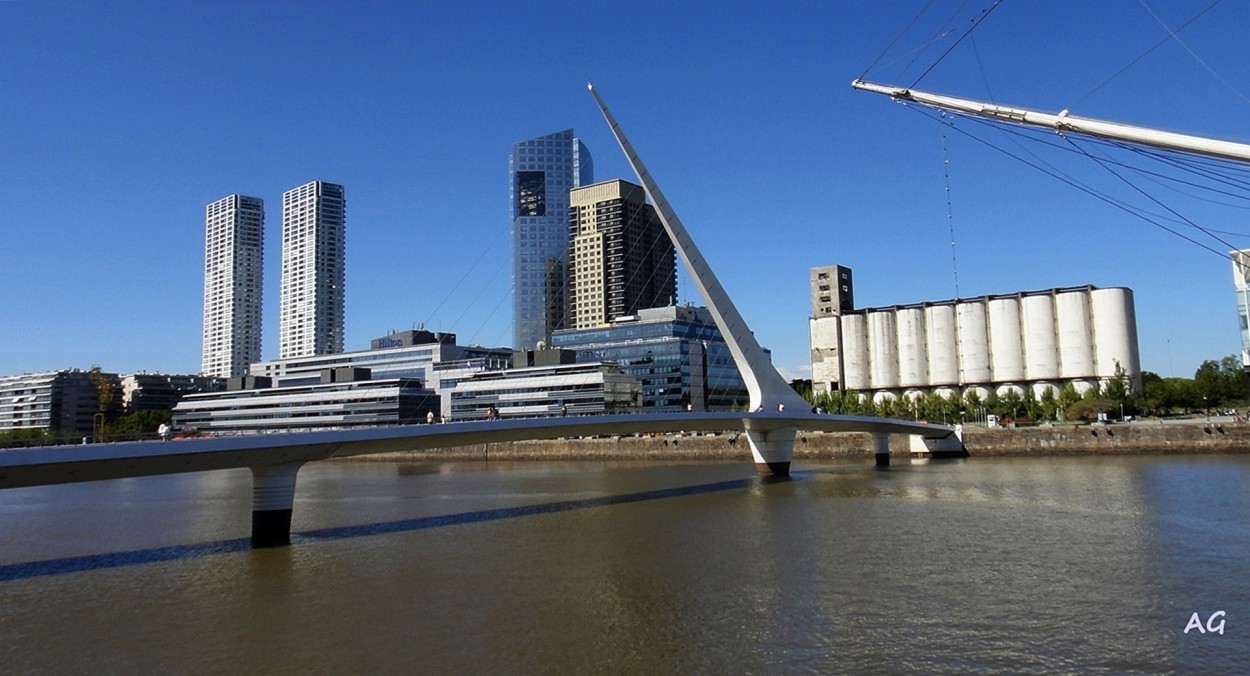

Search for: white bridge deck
xmin=0 ymin=411 xmax=959 ymax=490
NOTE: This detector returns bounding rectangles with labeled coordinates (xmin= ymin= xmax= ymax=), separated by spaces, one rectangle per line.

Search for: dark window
xmin=516 ymin=171 xmax=546 ymax=217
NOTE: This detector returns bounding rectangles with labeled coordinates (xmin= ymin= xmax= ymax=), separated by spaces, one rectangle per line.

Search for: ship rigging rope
xmin=973 ymin=114 xmax=1250 ymax=210
xmin=1066 ymin=0 xmax=1225 ymax=111
xmin=969 ymin=108 xmax=1250 ymax=251
xmin=1137 ymin=0 xmax=1250 ymax=107
xmin=1062 ymin=134 xmax=1244 ymax=256
xmin=908 ymin=0 xmax=1005 ymax=88
xmin=859 ymin=0 xmax=992 ymax=83
xmin=939 ymin=112 xmax=962 ymax=299
xmin=899 ymin=102 xmax=1239 ymax=260
xmin=858 ymin=0 xmax=942 ymax=80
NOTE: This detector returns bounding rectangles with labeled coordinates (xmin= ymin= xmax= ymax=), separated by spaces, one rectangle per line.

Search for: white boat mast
xmin=852 ymin=79 xmax=1250 ymax=164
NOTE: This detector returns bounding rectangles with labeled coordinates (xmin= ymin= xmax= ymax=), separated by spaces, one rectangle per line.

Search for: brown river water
xmin=1 ymin=454 xmax=1248 ymax=673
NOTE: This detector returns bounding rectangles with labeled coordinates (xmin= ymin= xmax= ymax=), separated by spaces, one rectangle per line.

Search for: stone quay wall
xmin=347 ymin=420 xmax=1250 ymax=463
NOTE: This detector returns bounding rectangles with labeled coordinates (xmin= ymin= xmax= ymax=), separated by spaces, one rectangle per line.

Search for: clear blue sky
xmin=3 ymin=1 xmax=1249 ymax=381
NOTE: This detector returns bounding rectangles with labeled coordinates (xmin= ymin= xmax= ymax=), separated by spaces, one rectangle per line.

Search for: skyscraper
xmin=510 ymin=129 xmax=592 ymax=349
xmin=568 ymin=179 xmax=676 ymax=329
xmin=202 ymin=194 xmax=264 ymax=378
xmin=279 ymin=180 xmax=346 ymax=359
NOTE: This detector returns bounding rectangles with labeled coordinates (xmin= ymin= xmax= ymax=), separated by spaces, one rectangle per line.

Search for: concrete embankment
xmin=345 ymin=420 xmax=1250 ymax=463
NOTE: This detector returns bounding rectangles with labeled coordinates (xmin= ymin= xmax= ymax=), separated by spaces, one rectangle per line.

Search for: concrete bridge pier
xmin=250 ymin=461 xmax=304 ymax=548
xmin=747 ymin=427 xmax=796 ymax=476
xmin=873 ymin=433 xmax=891 ymax=467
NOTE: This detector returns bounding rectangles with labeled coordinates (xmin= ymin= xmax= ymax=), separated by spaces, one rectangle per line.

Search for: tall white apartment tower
xmin=279 ymin=180 xmax=346 ymax=359
xmin=202 ymin=194 xmax=264 ymax=378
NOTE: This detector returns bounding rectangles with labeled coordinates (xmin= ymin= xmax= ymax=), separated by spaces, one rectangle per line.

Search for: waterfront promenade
xmin=348 ymin=417 xmax=1250 ymax=462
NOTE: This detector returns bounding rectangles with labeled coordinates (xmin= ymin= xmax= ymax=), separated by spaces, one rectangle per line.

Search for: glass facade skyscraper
xmin=510 ymin=129 xmax=593 ymax=350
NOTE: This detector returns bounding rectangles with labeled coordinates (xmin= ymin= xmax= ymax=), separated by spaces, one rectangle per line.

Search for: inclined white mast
xmin=852 ymin=79 xmax=1250 ymax=164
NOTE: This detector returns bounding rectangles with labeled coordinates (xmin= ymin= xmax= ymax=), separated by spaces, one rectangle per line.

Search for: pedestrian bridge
xmin=0 ymin=411 xmax=964 ymax=546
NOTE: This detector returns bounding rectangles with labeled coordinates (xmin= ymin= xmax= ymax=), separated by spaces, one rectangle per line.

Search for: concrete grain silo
xmin=1022 ymin=293 xmax=1059 ymax=381
xmin=896 ymin=307 xmax=928 ymax=388
xmin=841 ymin=313 xmax=870 ymax=391
xmin=925 ymin=303 xmax=960 ymax=387
xmin=1056 ymin=289 xmax=1095 ymax=383
xmin=956 ymin=300 xmax=991 ymax=383
xmin=868 ymin=310 xmax=900 ymax=389
xmin=1091 ymin=287 xmax=1141 ymax=389
xmin=988 ymin=296 xmax=1024 ymax=383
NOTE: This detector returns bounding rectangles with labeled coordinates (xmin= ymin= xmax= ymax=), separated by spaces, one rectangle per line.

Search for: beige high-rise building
xmin=567 ymin=179 xmax=675 ymax=330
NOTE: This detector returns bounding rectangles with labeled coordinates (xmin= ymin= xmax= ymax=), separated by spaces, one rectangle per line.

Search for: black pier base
xmin=251 ymin=508 xmax=294 ymax=548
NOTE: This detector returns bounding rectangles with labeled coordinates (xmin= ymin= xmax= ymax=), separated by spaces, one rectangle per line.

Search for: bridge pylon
xmin=590 ymin=83 xmax=809 ymax=475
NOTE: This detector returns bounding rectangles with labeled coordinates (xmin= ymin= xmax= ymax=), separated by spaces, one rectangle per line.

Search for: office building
xmin=202 ymin=194 xmax=264 ymax=378
xmin=250 ymin=329 xmax=511 ymax=420
xmin=280 ymin=180 xmax=346 ymax=359
xmin=552 ymin=305 xmax=751 ymax=411
xmin=808 ymin=264 xmax=1142 ymax=401
xmin=0 ymin=370 xmax=119 ymax=436
xmin=449 ymin=362 xmax=640 ymax=420
xmin=119 ymin=373 xmax=224 ymax=413
xmin=510 ymin=129 xmax=593 ymax=350
xmin=568 ymin=180 xmax=676 ymax=330
xmin=173 ymin=368 xmax=438 ymax=433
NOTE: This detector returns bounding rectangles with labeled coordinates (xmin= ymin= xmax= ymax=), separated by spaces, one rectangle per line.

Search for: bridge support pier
xmin=909 ymin=425 xmax=969 ymax=459
xmin=250 ymin=462 xmax=304 ymax=548
xmin=873 ymin=432 xmax=890 ymax=467
xmin=747 ymin=427 xmax=796 ymax=476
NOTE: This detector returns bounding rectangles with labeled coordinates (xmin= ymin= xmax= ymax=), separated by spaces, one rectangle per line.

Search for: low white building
xmin=449 ymin=362 xmax=641 ymax=420
xmin=172 ymin=369 xmax=438 ymax=433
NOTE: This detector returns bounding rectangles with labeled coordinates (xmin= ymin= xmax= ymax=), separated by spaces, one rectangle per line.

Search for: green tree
xmin=999 ymin=389 xmax=1024 ymax=422
xmin=1038 ymin=387 xmax=1059 ymax=422
xmin=1194 ymin=355 xmax=1249 ymax=409
xmin=109 ymin=410 xmax=168 ymax=438
xmin=1058 ymin=384 xmax=1082 ymax=414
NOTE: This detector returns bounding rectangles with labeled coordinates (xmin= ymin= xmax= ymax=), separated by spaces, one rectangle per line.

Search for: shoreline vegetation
xmin=342 ymin=417 xmax=1250 ymax=463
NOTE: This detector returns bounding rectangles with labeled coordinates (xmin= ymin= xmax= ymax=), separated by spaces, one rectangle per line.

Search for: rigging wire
xmin=1099 ymin=141 xmax=1250 ymax=210
xmin=901 ymin=103 xmax=1237 ymax=260
xmin=421 ymin=218 xmax=509 ymax=334
xmin=969 ymin=30 xmax=995 ymax=102
xmin=968 ymin=115 xmax=1250 ymax=209
xmin=1066 ymin=0 xmax=1224 ymax=110
xmin=1062 ymin=134 xmax=1244 ymax=254
xmin=945 ymin=109 xmax=1250 ymax=249
xmin=859 ymin=0 xmax=943 ymax=79
xmin=1137 ymin=0 xmax=1250 ymax=107
xmin=959 ymin=115 xmax=1221 ymax=230
xmin=939 ymin=112 xmax=962 ymax=298
xmin=909 ymin=0 xmax=1006 ymax=88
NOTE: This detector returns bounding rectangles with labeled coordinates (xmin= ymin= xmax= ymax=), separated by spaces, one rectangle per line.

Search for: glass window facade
xmin=551 ymin=306 xmax=750 ymax=411
xmin=510 ymin=130 xmax=593 ymax=351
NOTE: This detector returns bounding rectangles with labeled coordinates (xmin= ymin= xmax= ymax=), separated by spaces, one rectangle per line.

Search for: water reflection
xmin=1 ymin=456 xmax=1248 ymax=672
